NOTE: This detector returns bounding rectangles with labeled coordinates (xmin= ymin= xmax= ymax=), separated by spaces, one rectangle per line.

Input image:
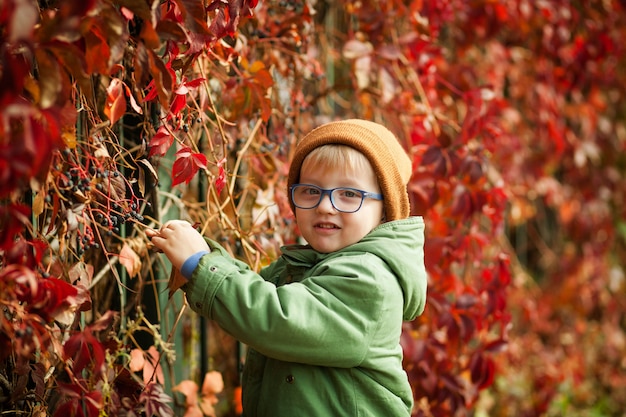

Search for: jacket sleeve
xmin=184 ymin=246 xmax=403 ymax=368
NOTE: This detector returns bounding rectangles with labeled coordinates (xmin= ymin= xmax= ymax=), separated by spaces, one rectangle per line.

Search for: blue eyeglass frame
xmin=290 ymin=183 xmax=383 ymax=213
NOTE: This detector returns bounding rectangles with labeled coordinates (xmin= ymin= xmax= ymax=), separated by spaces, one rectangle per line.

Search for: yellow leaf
xmin=62 ymin=130 xmax=77 ymax=149
xmin=23 ymin=76 xmax=40 ymax=103
xmin=248 ymin=60 xmax=266 ymax=73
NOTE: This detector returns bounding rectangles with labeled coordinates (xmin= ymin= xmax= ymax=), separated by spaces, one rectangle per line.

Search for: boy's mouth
xmin=315 ymin=222 xmax=340 ymax=229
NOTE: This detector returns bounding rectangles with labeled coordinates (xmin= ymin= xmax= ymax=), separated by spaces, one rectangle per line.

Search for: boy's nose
xmin=316 ymin=193 xmax=336 ymax=213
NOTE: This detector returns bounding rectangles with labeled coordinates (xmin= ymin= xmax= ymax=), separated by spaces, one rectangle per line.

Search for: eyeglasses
xmin=290 ymin=184 xmax=383 ymax=213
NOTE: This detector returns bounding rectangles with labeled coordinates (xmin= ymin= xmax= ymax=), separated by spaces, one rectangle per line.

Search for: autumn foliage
xmin=1 ymin=0 xmax=625 ymax=416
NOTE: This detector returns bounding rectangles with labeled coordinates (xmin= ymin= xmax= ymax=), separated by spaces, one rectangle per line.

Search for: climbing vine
xmin=1 ymin=1 xmax=625 ymax=416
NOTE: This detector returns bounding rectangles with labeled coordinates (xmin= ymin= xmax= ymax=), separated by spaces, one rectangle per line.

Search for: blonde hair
xmin=300 ymin=144 xmax=378 ymax=183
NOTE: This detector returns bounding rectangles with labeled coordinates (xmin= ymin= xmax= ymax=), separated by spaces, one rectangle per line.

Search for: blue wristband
xmin=180 ymin=251 xmax=210 ymax=279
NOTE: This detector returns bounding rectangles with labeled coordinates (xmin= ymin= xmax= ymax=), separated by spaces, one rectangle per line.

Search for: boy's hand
xmin=146 ymin=220 xmax=211 ymax=271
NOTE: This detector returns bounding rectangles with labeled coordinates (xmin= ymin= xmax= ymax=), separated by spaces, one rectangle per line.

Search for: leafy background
xmin=1 ymin=0 xmax=625 ymax=416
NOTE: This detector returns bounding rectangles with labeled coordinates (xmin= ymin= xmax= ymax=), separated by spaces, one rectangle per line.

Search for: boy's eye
xmin=338 ymin=189 xmax=361 ymax=199
xmin=304 ymin=186 xmax=321 ymax=195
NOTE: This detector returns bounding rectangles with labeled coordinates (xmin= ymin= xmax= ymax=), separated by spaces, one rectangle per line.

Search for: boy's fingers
xmin=146 ymin=240 xmax=163 ymax=253
xmin=145 ymin=230 xmax=164 ymax=253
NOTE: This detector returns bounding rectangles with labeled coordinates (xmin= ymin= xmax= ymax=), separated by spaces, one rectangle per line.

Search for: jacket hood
xmin=281 ymin=217 xmax=427 ymax=321
xmin=358 ymin=217 xmax=427 ymax=320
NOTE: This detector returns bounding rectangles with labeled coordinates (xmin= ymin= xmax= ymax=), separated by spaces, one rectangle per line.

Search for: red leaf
xmin=12 ymin=268 xmax=89 ymax=324
xmin=207 ymin=6 xmax=230 ymax=39
xmin=63 ymin=320 xmax=107 ymax=377
xmin=450 ymin=186 xmax=474 ymax=220
xmin=35 ymin=278 xmax=86 ymax=323
xmin=0 ymin=203 xmax=31 ymax=249
xmin=408 ymin=171 xmax=439 ymax=213
xmin=171 ymin=147 xmax=207 ymax=186
xmin=547 ymin=118 xmax=566 ymax=154
xmin=421 ymin=145 xmax=449 ymax=178
xmin=484 ymin=339 xmax=508 ymax=353
xmin=148 ymin=126 xmax=174 ymax=157
xmin=470 ymin=354 xmax=496 ymax=390
xmin=54 ymin=383 xmax=103 ymax=417
xmin=144 ymin=79 xmax=159 ymax=102
xmin=179 ymin=0 xmax=211 ymax=35
xmin=415 ymin=361 xmax=438 ymax=396
xmin=184 ymin=77 xmax=206 ymax=88
xmin=215 ymin=157 xmax=227 ymax=194
xmin=169 ymin=92 xmax=187 ymax=116
xmin=0 ymin=101 xmax=63 ymax=197
xmin=84 ymin=25 xmax=110 ymax=74
xmin=496 ymin=253 xmax=511 ymax=286
xmin=146 ymin=52 xmax=175 ymax=108
xmin=169 ymin=78 xmax=205 ymax=116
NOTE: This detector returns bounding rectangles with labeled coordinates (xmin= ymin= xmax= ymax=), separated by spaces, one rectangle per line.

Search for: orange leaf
xmin=143 ymin=346 xmax=165 ymax=385
xmin=173 ymin=380 xmax=199 ymax=406
xmin=104 ymin=78 xmax=127 ymax=126
xmin=129 ymin=348 xmax=145 ymax=372
xmin=201 ymin=371 xmax=224 ymax=398
xmin=84 ymin=26 xmax=110 ymax=74
xmin=233 ymin=386 xmax=243 ymax=414
xmin=123 ymin=82 xmax=143 ymax=114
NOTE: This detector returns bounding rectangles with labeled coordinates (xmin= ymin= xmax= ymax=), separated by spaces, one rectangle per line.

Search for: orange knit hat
xmin=287 ymin=119 xmax=412 ymax=221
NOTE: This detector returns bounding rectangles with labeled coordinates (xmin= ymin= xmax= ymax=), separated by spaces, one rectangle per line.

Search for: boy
xmin=146 ymin=119 xmax=427 ymax=416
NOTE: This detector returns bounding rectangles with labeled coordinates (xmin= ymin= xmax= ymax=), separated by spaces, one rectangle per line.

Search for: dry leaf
xmin=68 ymin=261 xmax=94 ymax=287
xmin=94 ymin=141 xmax=111 ymax=159
xmin=137 ymin=158 xmax=159 ymax=197
xmin=32 ymin=190 xmax=45 ymax=216
xmin=168 ymin=267 xmax=187 ymax=298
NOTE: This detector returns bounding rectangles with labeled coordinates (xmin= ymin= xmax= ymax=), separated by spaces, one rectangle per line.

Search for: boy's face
xmin=295 ymin=157 xmax=384 ymax=253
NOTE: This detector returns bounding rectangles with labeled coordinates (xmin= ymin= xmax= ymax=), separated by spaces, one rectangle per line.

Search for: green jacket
xmin=185 ymin=217 xmax=427 ymax=416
